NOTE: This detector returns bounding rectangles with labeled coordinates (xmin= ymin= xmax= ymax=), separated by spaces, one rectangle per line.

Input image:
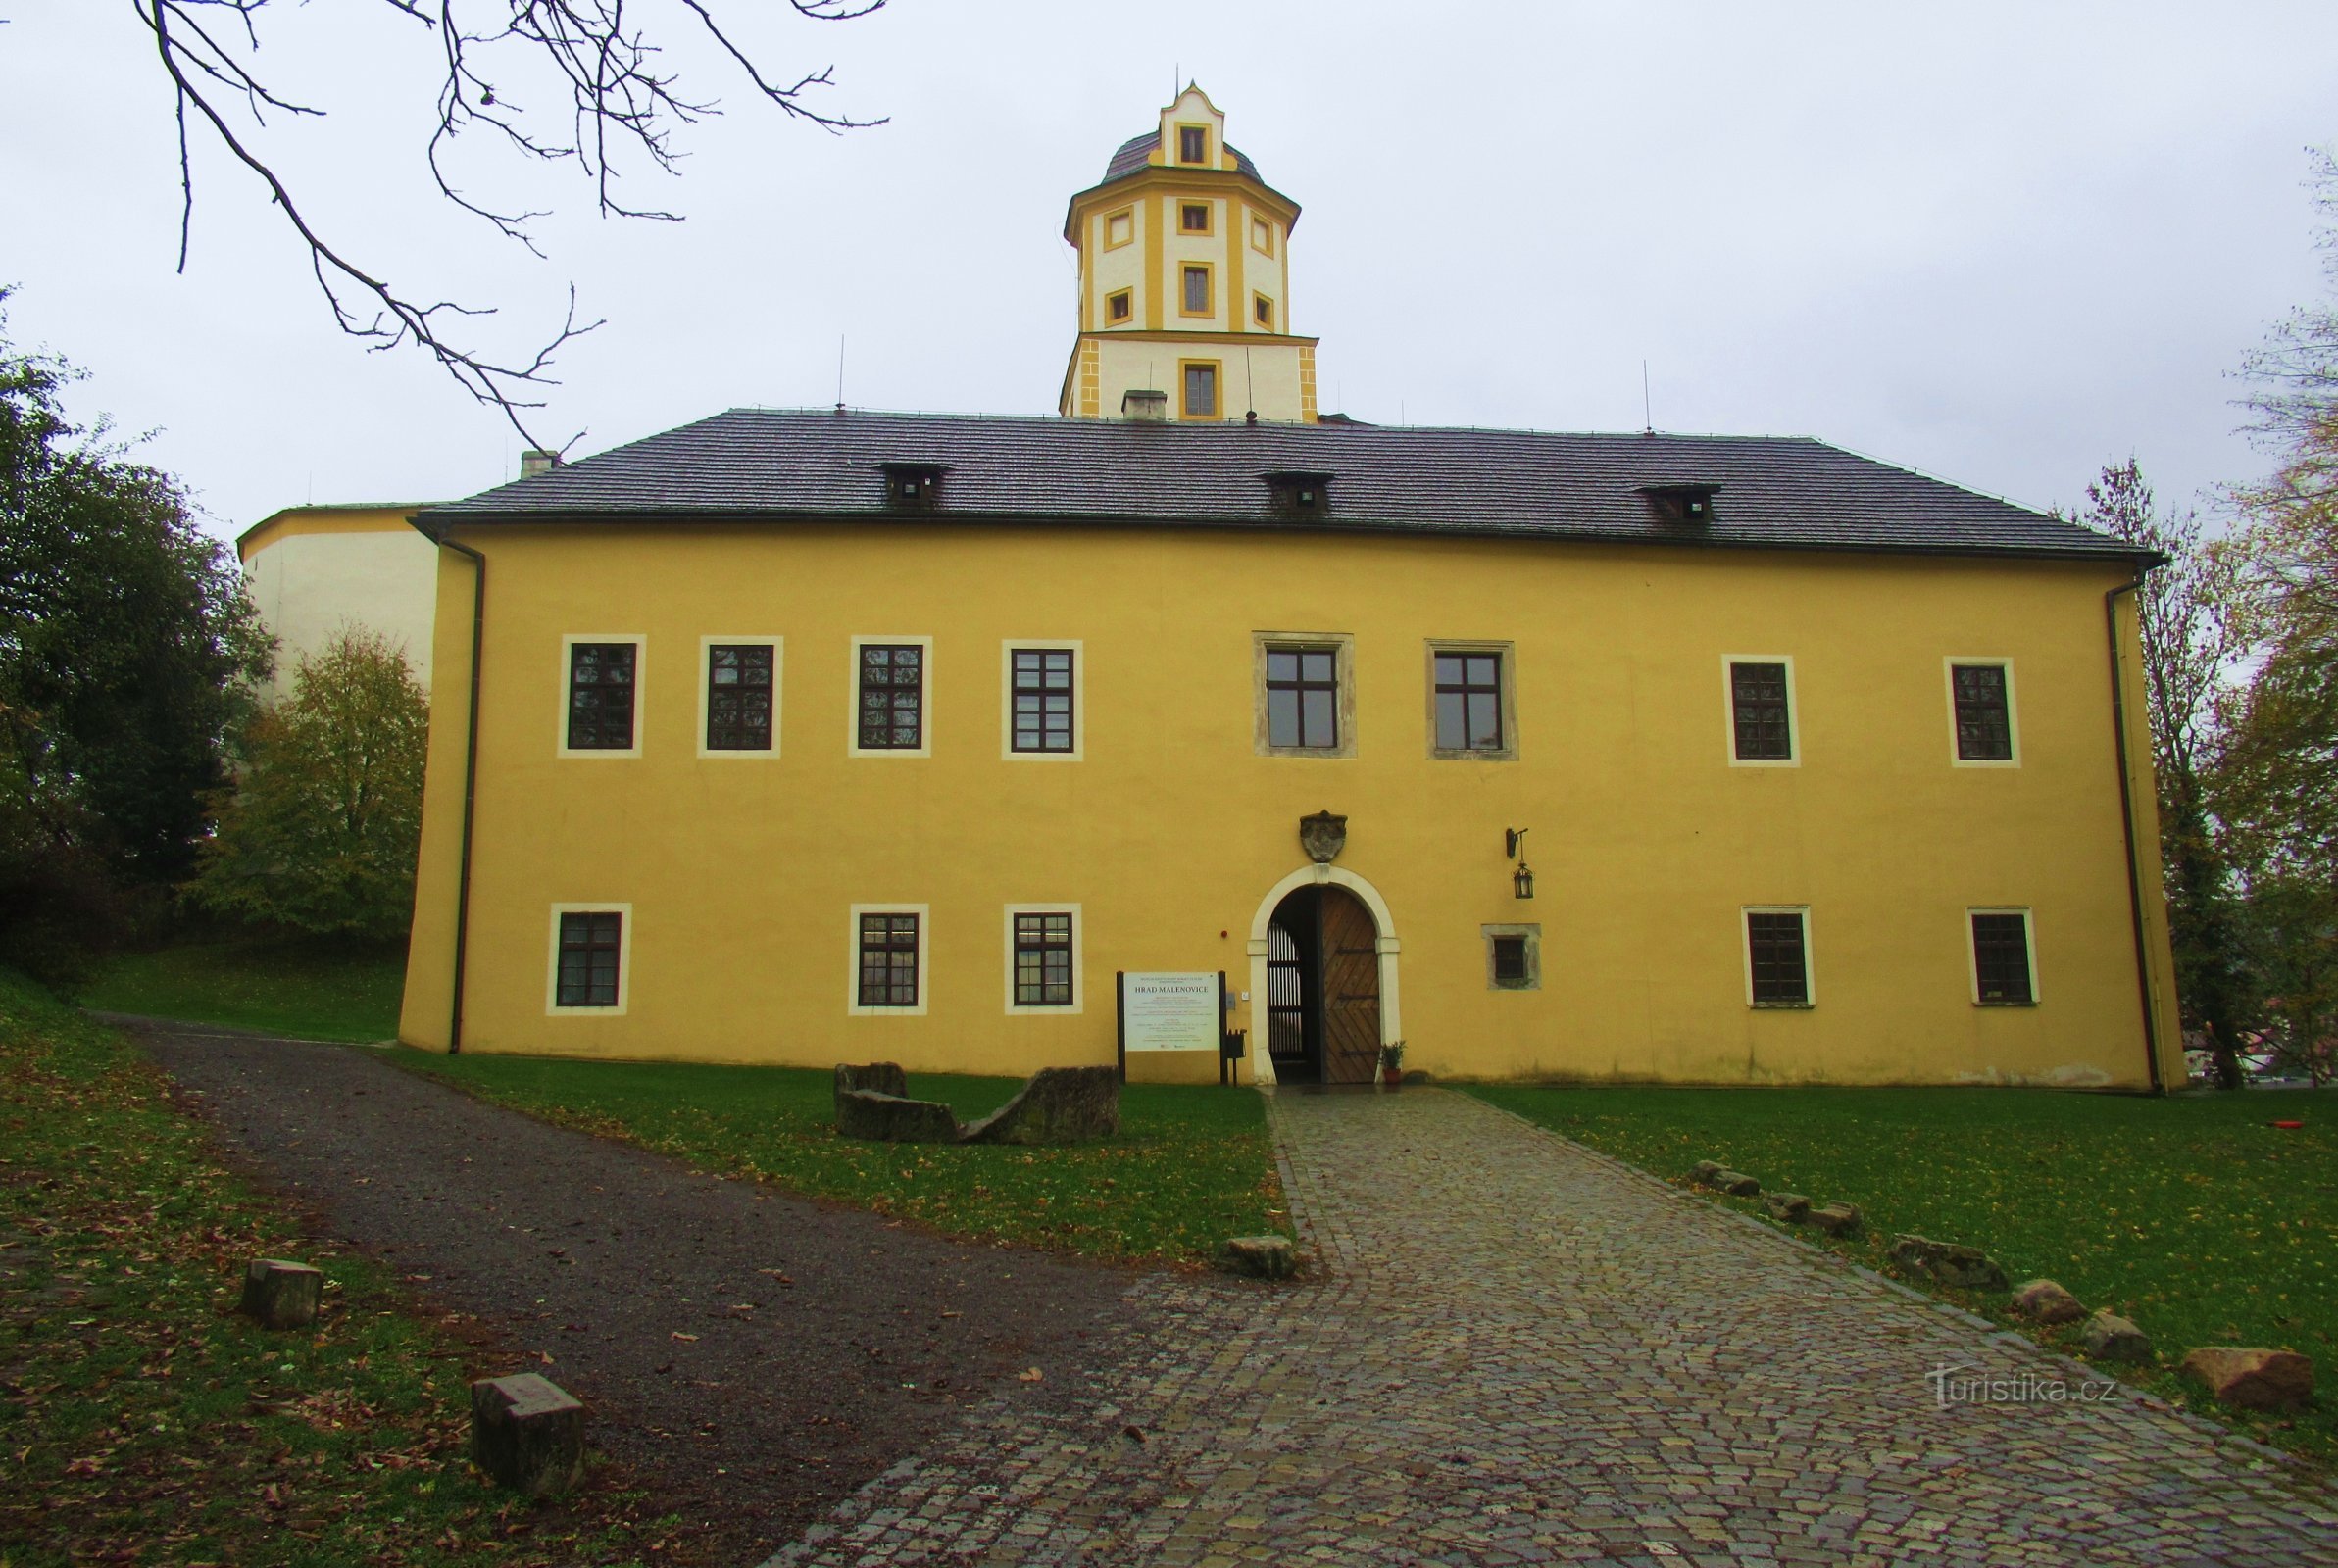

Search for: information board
xmin=1119 ymin=972 xmax=1220 ymax=1053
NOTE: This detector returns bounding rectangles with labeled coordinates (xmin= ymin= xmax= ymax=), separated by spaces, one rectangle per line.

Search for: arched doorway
xmin=1264 ymin=884 xmax=1383 ymax=1084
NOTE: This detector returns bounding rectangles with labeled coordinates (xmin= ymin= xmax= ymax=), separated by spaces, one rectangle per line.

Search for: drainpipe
xmin=439 ymin=536 xmax=487 ymax=1054
xmin=2105 ymin=572 xmax=2164 ymax=1094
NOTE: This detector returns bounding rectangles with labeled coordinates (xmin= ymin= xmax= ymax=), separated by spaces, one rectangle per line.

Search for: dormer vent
xmin=1264 ymin=470 xmax=1335 ymax=518
xmin=1639 ymin=483 xmax=1721 ymax=526
xmin=879 ymin=462 xmax=949 ymax=510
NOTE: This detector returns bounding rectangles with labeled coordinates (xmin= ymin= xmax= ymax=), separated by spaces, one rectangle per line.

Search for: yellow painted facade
xmin=398 ymin=522 xmax=2183 ymax=1090
xmin=237 ymin=504 xmax=440 ymax=698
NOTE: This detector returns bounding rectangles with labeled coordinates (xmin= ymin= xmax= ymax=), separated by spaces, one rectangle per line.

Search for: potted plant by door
xmin=1378 ymin=1041 xmax=1406 ymax=1088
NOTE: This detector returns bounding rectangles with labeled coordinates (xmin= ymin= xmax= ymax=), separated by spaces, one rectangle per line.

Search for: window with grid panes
xmin=1745 ymin=911 xmax=1810 ymax=1004
xmin=1013 ymin=913 xmax=1073 ymax=1006
xmin=1011 ymin=649 xmax=1074 ymax=753
xmin=1266 ymin=646 xmax=1339 ymax=749
xmin=1971 ymin=912 xmax=2034 ymax=1004
xmin=1491 ymin=936 xmax=1528 ymax=984
xmin=556 ymin=911 xmax=622 ymax=1006
xmin=1729 ymin=661 xmax=1793 ymax=760
xmin=1434 ymin=651 xmax=1504 ymax=751
xmin=1183 ymin=363 xmax=1218 ymax=416
xmin=857 ymin=644 xmax=923 ymax=750
xmin=858 ymin=913 xmax=920 ymax=1007
xmin=1951 ymin=663 xmax=2014 ymax=760
xmin=567 ymin=642 xmax=637 ymax=750
xmin=705 ymin=644 xmax=773 ymax=750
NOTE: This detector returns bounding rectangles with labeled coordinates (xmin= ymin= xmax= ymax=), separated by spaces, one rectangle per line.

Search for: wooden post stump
xmin=238 ymin=1259 xmax=323 ymax=1329
xmin=470 ymin=1373 xmax=586 ymax=1496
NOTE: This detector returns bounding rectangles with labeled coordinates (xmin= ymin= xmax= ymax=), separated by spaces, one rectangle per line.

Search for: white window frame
xmin=1944 ymin=657 xmax=2020 ymax=768
xmin=848 ymin=903 xmax=930 ymax=1016
xmin=1966 ymin=906 xmax=2041 ymax=1006
xmin=697 ymin=635 xmax=783 ymax=760
xmin=557 ymin=634 xmax=646 ymax=760
xmin=545 ymin=902 xmax=633 ymax=1017
xmin=848 ymin=635 xmax=934 ymax=760
xmin=1000 ymin=640 xmax=1084 ymax=761
xmin=1740 ymin=905 xmax=1816 ymax=1009
xmin=1722 ymin=654 xmax=1800 ymax=767
xmin=1003 ymin=903 xmax=1083 ymax=1015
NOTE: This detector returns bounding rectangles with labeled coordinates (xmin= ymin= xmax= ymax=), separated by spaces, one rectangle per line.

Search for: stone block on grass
xmin=1807 ymin=1202 xmax=1864 ymax=1238
xmin=958 ymin=1066 xmax=1120 ymax=1146
xmin=1889 ymin=1235 xmax=2009 ymax=1291
xmin=1763 ymin=1192 xmax=1811 ymax=1223
xmin=836 ymin=1090 xmax=963 ymax=1144
xmin=1691 ymin=1163 xmax=1760 ymax=1197
xmin=2011 ymin=1278 xmax=2087 ymax=1326
xmin=2179 ymin=1348 xmax=2313 ymax=1412
xmin=2081 ymin=1309 xmax=2154 ymax=1364
xmin=471 ymin=1373 xmax=586 ymax=1496
xmin=1224 ymin=1236 xmax=1296 ymax=1279
xmin=833 ymin=1062 xmax=908 ymax=1107
xmin=238 ymin=1259 xmax=323 ymax=1329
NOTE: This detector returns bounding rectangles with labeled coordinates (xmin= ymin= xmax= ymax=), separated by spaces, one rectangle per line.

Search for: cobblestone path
xmin=765 ymin=1088 xmax=2338 ymax=1567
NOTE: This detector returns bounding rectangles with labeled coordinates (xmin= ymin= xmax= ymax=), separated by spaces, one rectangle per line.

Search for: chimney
xmin=1120 ymin=388 xmax=1169 ymax=422
xmin=520 ymin=449 xmax=560 ymax=479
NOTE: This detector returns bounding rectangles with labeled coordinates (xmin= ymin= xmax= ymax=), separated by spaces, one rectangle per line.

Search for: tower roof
xmin=1100 ymin=129 xmax=1262 ymax=186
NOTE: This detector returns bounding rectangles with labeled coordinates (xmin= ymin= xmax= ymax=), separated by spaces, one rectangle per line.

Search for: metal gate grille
xmin=1267 ymin=922 xmax=1306 ymax=1061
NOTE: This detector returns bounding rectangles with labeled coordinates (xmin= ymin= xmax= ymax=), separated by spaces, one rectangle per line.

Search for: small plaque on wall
xmin=1119 ymin=972 xmax=1221 ymax=1054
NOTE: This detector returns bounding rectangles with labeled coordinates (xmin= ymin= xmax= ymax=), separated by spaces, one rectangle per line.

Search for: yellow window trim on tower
xmin=1106 ymin=289 xmax=1134 ymax=325
xmin=1178 ymin=358 xmax=1223 ymax=421
xmin=1178 ymin=199 xmax=1215 ymax=236
xmin=1250 ymin=215 xmax=1275 ymax=257
xmin=1174 ymin=122 xmax=1211 ymax=166
xmin=1253 ymin=292 xmax=1275 ymax=331
xmin=1178 ymin=261 xmax=1216 ymax=319
xmin=1102 ymin=206 xmax=1134 ymax=251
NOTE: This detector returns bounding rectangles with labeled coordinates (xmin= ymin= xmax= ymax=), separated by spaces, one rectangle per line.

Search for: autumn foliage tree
xmin=190 ymin=629 xmax=429 ymax=941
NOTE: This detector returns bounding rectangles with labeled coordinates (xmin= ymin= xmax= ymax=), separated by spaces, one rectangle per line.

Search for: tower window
xmin=1254 ymin=292 xmax=1274 ymax=329
xmin=1181 ymin=264 xmax=1212 ymax=316
xmin=1180 ymin=202 xmax=1211 ymax=233
xmin=1181 ymin=362 xmax=1219 ymax=418
xmin=1107 ymin=289 xmax=1132 ymax=323
xmin=1104 ymin=208 xmax=1133 ymax=249
xmin=1251 ymin=217 xmax=1273 ymax=255
xmin=1178 ymin=125 xmax=1208 ymax=164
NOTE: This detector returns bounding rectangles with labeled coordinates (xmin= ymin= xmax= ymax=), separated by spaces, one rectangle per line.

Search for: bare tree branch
xmin=134 ymin=0 xmax=884 ymax=449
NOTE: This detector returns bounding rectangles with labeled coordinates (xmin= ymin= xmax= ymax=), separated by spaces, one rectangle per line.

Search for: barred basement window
xmin=1266 ymin=646 xmax=1340 ymax=749
xmin=1434 ymin=651 xmax=1504 ymax=751
xmin=1492 ymin=936 xmax=1527 ymax=983
xmin=858 ymin=644 xmax=924 ymax=750
xmin=1728 ymin=660 xmax=1794 ymax=761
xmin=858 ymin=912 xmax=920 ymax=1008
xmin=567 ymin=642 xmax=637 ymax=751
xmin=557 ymin=911 xmax=623 ymax=1007
xmin=1011 ymin=648 xmax=1075 ymax=753
xmin=1971 ymin=911 xmax=2035 ymax=1004
xmin=706 ymin=644 xmax=773 ymax=751
xmin=1744 ymin=909 xmax=1811 ymax=1006
xmin=1951 ymin=662 xmax=2015 ymax=761
xmin=1013 ymin=913 xmax=1074 ymax=1006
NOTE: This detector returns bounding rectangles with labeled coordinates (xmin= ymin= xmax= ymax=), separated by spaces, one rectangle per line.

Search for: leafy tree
xmin=2078 ymin=461 xmax=2254 ymax=1087
xmin=190 ymin=629 xmax=430 ymax=941
xmin=0 ymin=306 xmax=273 ymax=980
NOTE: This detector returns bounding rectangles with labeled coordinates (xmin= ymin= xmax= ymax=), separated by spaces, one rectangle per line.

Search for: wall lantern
xmin=1505 ymin=827 xmax=1535 ymax=900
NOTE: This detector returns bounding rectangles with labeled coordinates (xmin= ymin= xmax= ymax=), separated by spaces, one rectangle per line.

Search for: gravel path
xmin=123 ymin=1019 xmax=1135 ymax=1567
xmin=766 ymin=1085 xmax=2338 ymax=1567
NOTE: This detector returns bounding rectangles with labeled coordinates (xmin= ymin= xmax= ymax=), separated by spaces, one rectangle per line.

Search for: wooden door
xmin=1318 ymin=888 xmax=1382 ymax=1084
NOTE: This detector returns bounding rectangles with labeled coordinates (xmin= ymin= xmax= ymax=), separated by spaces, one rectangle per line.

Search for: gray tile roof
xmin=1102 ymin=131 xmax=1263 ymax=185
xmin=419 ymin=408 xmax=2142 ymax=564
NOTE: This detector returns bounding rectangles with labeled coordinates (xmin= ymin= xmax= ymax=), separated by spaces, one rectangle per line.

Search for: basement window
xmin=878 ymin=462 xmax=947 ymax=510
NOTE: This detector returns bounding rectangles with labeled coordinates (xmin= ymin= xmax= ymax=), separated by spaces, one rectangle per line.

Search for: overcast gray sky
xmin=6 ymin=3 xmax=2335 ymax=547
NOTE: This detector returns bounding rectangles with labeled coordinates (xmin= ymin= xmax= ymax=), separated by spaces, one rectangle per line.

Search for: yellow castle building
xmin=395 ymin=88 xmax=2185 ymax=1091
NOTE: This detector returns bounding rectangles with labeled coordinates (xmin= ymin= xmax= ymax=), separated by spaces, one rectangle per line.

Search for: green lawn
xmin=396 ymin=1053 xmax=1287 ymax=1266
xmin=1473 ymin=1084 xmax=2336 ymax=1465
xmin=0 ymin=970 xmax=680 ymax=1566
xmin=77 ymin=937 xmax=407 ymax=1042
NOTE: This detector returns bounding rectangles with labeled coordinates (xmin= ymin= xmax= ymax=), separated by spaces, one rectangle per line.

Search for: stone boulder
xmin=1690 ymin=1163 xmax=1761 ymax=1197
xmin=1807 ymin=1202 xmax=1864 ymax=1238
xmin=835 ymin=1090 xmax=963 ymax=1144
xmin=834 ymin=1061 xmax=908 ymax=1104
xmin=1763 ymin=1192 xmax=1811 ymax=1223
xmin=2179 ymin=1348 xmax=2313 ymax=1412
xmin=1689 ymin=1159 xmax=1724 ymax=1186
xmin=2081 ymin=1309 xmax=2153 ymax=1364
xmin=1224 ymin=1236 xmax=1297 ymax=1279
xmin=958 ymin=1066 xmax=1120 ymax=1147
xmin=471 ymin=1373 xmax=586 ymax=1496
xmin=1889 ymin=1234 xmax=2009 ymax=1291
xmin=239 ymin=1258 xmax=323 ymax=1329
xmin=2011 ymin=1278 xmax=2087 ymax=1326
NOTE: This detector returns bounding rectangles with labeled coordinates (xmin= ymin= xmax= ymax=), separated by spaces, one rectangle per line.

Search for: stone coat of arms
xmin=1299 ymin=810 xmax=1347 ymax=864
